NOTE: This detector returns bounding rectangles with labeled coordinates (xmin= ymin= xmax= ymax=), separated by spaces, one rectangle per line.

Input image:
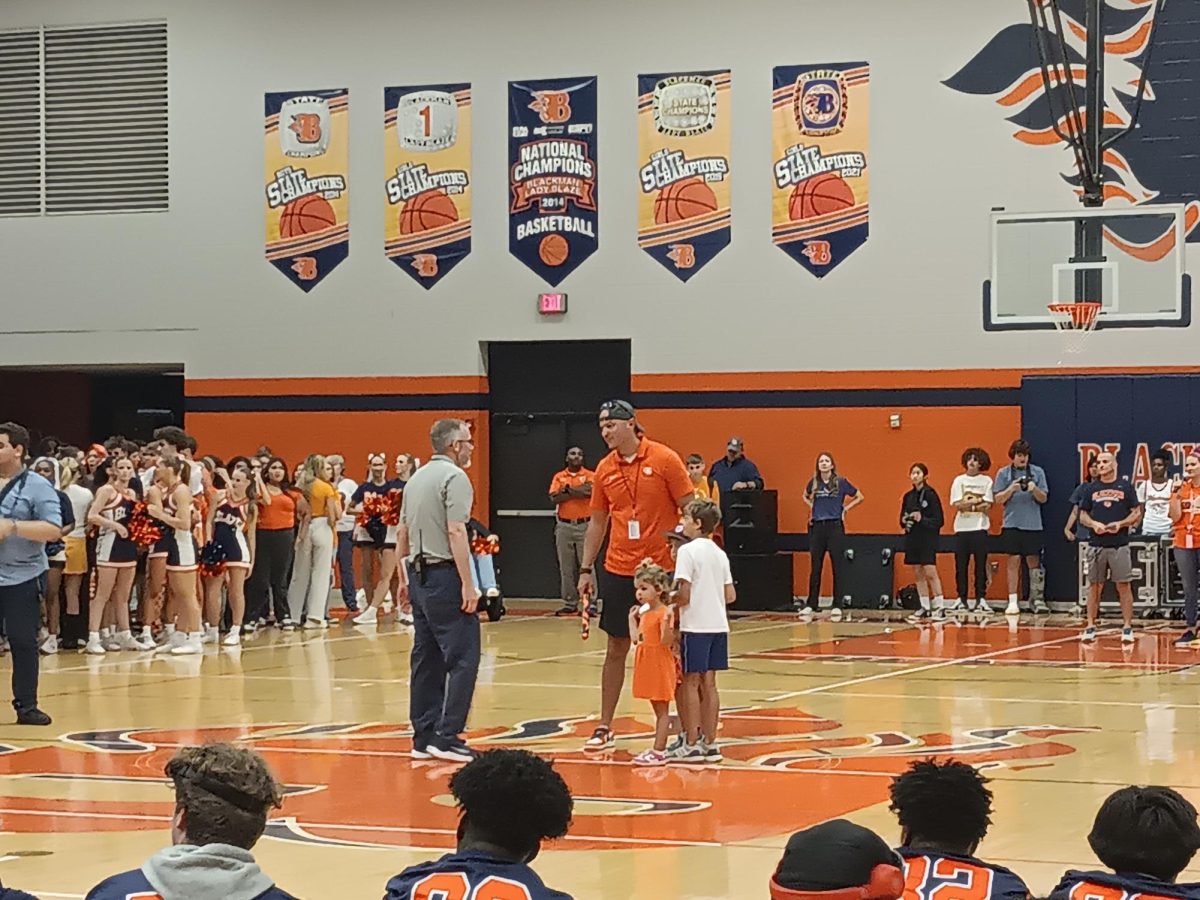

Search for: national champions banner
xmin=637 ymin=70 xmax=731 ymax=281
xmin=384 ymin=84 xmax=472 ymax=288
xmin=508 ymin=76 xmax=598 ymax=286
xmin=772 ymin=63 xmax=869 ymax=277
xmin=264 ymin=89 xmax=349 ymax=292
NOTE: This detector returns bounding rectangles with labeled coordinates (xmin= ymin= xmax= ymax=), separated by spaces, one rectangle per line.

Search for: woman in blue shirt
xmin=801 ymin=452 xmax=865 ymax=621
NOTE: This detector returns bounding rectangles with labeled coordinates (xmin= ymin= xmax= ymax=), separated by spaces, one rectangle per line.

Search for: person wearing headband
xmin=86 ymin=743 xmax=297 ymax=899
xmin=771 ymin=820 xmax=905 ymax=900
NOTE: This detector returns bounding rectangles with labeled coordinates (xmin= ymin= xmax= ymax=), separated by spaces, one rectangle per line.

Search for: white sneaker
xmin=353 ymin=606 xmax=378 ymax=625
xmin=103 ymin=636 xmax=122 ymax=652
xmin=304 ymin=616 xmax=327 ymax=630
xmin=1004 ymin=600 xmax=1021 ymax=616
xmin=355 ymin=588 xmax=367 ymax=603
xmin=221 ymin=630 xmax=241 ymax=647
xmin=202 ymin=625 xmax=219 ymax=644
xmin=39 ymin=635 xmax=58 ymax=655
xmin=829 ymin=607 xmax=844 ymax=622
xmin=382 ymin=600 xmax=395 ymax=614
xmin=37 ymin=627 xmax=49 ymax=643
xmin=170 ymin=634 xmax=203 ymax=655
xmin=84 ymin=638 xmax=106 ymax=656
xmin=798 ymin=607 xmax=815 ymax=622
xmin=117 ymin=632 xmax=154 ymax=652
xmin=398 ymin=611 xmax=415 ymax=626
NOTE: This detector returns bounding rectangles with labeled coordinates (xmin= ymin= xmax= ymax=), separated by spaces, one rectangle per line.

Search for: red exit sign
xmin=538 ymin=293 xmax=568 ymax=315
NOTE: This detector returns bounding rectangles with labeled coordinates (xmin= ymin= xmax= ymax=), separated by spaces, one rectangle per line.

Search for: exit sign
xmin=538 ymin=292 xmax=568 ymax=315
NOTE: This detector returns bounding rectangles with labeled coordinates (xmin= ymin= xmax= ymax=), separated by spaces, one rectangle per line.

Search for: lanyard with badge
xmin=618 ymin=459 xmax=642 ymax=540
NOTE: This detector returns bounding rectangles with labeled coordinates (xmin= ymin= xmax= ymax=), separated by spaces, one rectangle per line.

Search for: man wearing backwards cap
xmin=771 ymin=820 xmax=906 ymax=900
xmin=709 ymin=436 xmax=764 ymax=500
xmin=578 ymin=400 xmax=693 ymax=752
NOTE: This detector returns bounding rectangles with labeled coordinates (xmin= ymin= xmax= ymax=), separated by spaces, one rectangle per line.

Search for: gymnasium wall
xmin=0 ymin=0 xmax=1196 ymax=379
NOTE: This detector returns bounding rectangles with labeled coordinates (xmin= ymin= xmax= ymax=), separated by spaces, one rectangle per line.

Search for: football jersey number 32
xmin=412 ymin=872 xmax=533 ymax=900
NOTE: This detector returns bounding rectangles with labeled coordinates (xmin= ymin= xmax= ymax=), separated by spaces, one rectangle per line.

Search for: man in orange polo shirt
xmin=578 ymin=400 xmax=693 ymax=751
xmin=549 ymin=447 xmax=594 ymax=617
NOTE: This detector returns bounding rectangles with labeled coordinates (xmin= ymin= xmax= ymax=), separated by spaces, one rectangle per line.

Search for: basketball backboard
xmin=984 ymin=205 xmax=1191 ymax=330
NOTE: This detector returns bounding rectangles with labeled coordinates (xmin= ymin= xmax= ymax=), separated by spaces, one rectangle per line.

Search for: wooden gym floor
xmin=0 ymin=607 xmax=1198 ymax=899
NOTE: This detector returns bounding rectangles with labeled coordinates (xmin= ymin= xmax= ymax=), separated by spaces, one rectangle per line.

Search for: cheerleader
xmin=147 ymin=457 xmax=202 ymax=655
xmin=142 ymin=474 xmax=171 ymax=644
xmin=59 ymin=458 xmax=92 ymax=652
xmin=349 ymin=453 xmax=403 ymax=625
xmin=85 ymin=458 xmax=153 ymax=654
xmin=203 ymin=467 xmax=257 ymax=647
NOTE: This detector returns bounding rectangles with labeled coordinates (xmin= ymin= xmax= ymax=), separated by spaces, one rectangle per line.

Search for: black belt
xmin=557 ymin=516 xmax=589 ymax=525
xmin=413 ymin=557 xmax=455 ymax=569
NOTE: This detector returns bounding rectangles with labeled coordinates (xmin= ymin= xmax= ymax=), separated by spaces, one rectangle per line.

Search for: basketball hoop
xmin=1047 ymin=301 xmax=1102 ymax=353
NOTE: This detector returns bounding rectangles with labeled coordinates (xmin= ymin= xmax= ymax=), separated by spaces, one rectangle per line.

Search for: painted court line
xmin=764 ymin=630 xmax=1107 ymax=702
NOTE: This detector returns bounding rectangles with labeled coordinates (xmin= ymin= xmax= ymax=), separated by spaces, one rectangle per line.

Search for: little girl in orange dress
xmin=629 ymin=558 xmax=678 ymax=767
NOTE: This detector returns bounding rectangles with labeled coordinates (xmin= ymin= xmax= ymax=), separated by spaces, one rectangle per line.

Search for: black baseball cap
xmin=770 ymin=820 xmax=904 ymax=900
xmin=664 ymin=523 xmax=691 ymax=544
xmin=599 ymin=400 xmax=636 ymax=421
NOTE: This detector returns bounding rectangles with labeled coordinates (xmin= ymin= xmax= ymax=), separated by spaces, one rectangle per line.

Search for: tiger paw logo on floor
xmin=0 ymin=711 xmax=1091 ymax=850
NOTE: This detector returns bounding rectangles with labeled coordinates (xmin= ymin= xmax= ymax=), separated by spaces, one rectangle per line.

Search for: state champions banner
xmin=384 ymin=84 xmax=472 ymax=288
xmin=772 ymin=63 xmax=869 ymax=277
xmin=508 ymin=76 xmax=598 ymax=286
xmin=637 ymin=69 xmax=731 ymax=281
xmin=264 ymin=89 xmax=349 ymax=292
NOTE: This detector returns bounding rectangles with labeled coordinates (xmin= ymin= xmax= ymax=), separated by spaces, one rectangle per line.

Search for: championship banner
xmin=637 ymin=69 xmax=731 ymax=281
xmin=508 ymin=76 xmax=598 ymax=286
xmin=384 ymin=84 xmax=471 ymax=288
xmin=264 ymin=89 xmax=349 ymax=292
xmin=771 ymin=63 xmax=869 ymax=277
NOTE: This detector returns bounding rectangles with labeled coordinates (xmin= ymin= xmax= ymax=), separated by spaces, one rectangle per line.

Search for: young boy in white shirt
xmin=671 ymin=498 xmax=735 ymax=764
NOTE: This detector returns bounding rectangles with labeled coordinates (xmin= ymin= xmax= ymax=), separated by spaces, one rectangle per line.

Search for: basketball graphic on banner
xmin=539 ymin=234 xmax=570 ymax=267
xmin=788 ymin=172 xmax=856 ymax=221
xmin=654 ymin=178 xmax=718 ymax=224
xmin=399 ymin=190 xmax=459 ymax=234
xmin=279 ymin=195 xmax=337 ymax=238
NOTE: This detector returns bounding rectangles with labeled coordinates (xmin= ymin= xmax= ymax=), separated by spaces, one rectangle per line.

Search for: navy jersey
xmin=0 ymin=883 xmax=37 ymax=900
xmin=1080 ymin=479 xmax=1141 ymax=547
xmin=1049 ymin=870 xmax=1200 ymax=900
xmin=899 ymin=848 xmax=1030 ymax=900
xmin=86 ymin=868 xmax=298 ymax=900
xmin=351 ymin=478 xmax=404 ymax=506
xmin=384 ymin=851 xmax=574 ymax=900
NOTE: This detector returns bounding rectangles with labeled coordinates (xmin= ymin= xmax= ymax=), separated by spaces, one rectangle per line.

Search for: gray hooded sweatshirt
xmin=141 ymin=844 xmax=278 ymax=900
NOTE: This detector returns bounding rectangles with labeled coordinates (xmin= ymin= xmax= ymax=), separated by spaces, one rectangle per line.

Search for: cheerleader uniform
xmin=212 ymin=498 xmax=251 ymax=569
xmin=162 ymin=493 xmax=198 ymax=572
xmin=352 ymin=479 xmax=403 ymax=549
xmin=95 ymin=494 xmax=138 ymax=569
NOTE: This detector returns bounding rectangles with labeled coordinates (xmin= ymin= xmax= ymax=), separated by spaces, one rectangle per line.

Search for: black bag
xmin=897 ymin=584 xmax=921 ymax=610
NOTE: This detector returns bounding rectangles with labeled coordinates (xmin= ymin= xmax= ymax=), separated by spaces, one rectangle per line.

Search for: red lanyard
xmin=617 ymin=458 xmax=641 ymax=516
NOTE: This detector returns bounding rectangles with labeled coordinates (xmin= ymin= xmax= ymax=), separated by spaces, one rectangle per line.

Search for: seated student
xmin=771 ymin=819 xmax=905 ymax=900
xmin=385 ymin=749 xmax=574 ymax=900
xmin=86 ymin=743 xmax=295 ymax=900
xmin=1049 ymin=786 xmax=1200 ymax=900
xmin=0 ymin=879 xmax=36 ymax=898
xmin=890 ymin=760 xmax=1029 ymax=900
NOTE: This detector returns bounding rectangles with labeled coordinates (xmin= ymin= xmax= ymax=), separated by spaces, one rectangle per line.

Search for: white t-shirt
xmin=336 ymin=477 xmax=358 ymax=532
xmin=65 ymin=483 xmax=93 ymax=539
xmin=674 ymin=537 xmax=732 ymax=634
xmin=1138 ymin=479 xmax=1173 ymax=535
xmin=950 ymin=474 xmax=994 ymax=533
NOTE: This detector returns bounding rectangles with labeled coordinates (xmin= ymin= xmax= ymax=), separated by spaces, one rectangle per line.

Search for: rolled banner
xmin=637 ymin=69 xmax=732 ymax=282
xmin=771 ymin=63 xmax=870 ymax=276
xmin=384 ymin=84 xmax=472 ymax=288
xmin=264 ymin=89 xmax=350 ymax=292
xmin=508 ymin=76 xmax=599 ymax=286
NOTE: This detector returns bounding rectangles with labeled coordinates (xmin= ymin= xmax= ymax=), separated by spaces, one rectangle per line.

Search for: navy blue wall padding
xmin=1022 ymin=374 xmax=1200 ymax=601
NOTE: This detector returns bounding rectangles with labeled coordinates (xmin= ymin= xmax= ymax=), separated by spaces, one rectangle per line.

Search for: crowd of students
xmin=15 ymin=428 xmax=507 ymax=659
xmin=0 ymin=742 xmax=1190 ymax=899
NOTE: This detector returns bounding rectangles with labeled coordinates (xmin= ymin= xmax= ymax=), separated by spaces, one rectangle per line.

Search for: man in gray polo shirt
xmin=396 ymin=418 xmax=481 ymax=763
xmin=0 ymin=421 xmax=62 ymax=726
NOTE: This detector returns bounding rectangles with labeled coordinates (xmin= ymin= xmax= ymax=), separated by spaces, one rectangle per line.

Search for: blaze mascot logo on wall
xmin=945 ymin=0 xmax=1200 ymax=258
xmin=0 ymin=711 xmax=1090 ymax=850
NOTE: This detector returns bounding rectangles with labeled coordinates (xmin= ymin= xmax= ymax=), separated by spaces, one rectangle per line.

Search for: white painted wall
xmin=0 ymin=0 xmax=1191 ymax=378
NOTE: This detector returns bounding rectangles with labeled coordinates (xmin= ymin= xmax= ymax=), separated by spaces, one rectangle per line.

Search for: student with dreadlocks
xmin=85 ymin=742 xmax=297 ymax=899
xmin=1048 ymin=786 xmax=1200 ymax=900
xmin=384 ymin=749 xmax=574 ymax=899
xmin=890 ymin=760 xmax=1030 ymax=900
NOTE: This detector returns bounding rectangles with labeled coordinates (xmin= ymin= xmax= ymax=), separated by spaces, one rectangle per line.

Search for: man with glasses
xmin=0 ymin=422 xmax=62 ymax=726
xmin=396 ymin=419 xmax=482 ymax=762
xmin=578 ymin=400 xmax=693 ymax=751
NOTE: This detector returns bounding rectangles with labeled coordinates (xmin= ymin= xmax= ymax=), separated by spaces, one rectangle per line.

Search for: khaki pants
xmin=555 ymin=520 xmax=587 ymax=610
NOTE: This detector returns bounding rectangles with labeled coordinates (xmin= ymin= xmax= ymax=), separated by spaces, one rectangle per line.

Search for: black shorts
xmin=598 ymin=568 xmax=638 ymax=639
xmin=903 ymin=531 xmax=938 ymax=566
xmin=1003 ymin=528 xmax=1043 ymax=557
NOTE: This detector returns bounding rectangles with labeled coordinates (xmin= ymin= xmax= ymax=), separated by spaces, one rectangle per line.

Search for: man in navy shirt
xmin=707 ymin=437 xmax=764 ymax=498
xmin=1050 ymin=786 xmax=1200 ymax=900
xmin=1079 ymin=451 xmax=1142 ymax=644
xmin=385 ymin=749 xmax=574 ymax=900
xmin=0 ymin=422 xmax=62 ymax=726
